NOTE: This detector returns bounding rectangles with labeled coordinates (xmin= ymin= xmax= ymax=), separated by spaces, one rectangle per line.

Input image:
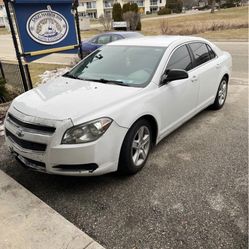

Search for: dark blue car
xmin=79 ymin=31 xmax=143 ymax=57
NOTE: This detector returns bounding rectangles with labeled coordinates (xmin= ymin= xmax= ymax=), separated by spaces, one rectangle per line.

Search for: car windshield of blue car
xmin=66 ymin=45 xmax=166 ymax=87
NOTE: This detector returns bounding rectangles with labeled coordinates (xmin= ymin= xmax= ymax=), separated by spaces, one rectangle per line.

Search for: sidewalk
xmin=0 ymin=170 xmax=105 ymax=249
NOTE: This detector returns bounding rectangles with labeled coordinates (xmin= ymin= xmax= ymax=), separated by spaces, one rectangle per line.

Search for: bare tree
xmin=123 ymin=11 xmax=140 ymax=31
xmin=160 ymin=19 xmax=170 ymax=34
xmin=98 ymin=14 xmax=112 ymax=31
xmin=210 ymin=0 xmax=215 ymax=13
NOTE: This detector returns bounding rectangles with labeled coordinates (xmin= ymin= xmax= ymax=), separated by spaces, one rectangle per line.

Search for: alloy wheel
xmin=131 ymin=126 xmax=151 ymax=167
xmin=218 ymin=80 xmax=227 ymax=106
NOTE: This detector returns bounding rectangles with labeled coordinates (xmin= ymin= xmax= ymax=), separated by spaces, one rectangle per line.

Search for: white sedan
xmin=4 ymin=36 xmax=232 ymax=176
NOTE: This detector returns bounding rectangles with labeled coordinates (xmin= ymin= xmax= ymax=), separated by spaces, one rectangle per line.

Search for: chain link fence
xmin=0 ymin=60 xmax=32 ymax=98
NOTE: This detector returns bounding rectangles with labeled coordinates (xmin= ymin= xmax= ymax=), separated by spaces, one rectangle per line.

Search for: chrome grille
xmin=8 ymin=113 xmax=56 ymax=134
xmin=6 ymin=129 xmax=47 ymax=152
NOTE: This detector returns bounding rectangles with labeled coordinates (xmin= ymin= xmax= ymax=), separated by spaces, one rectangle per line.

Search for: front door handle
xmin=191 ymin=75 xmax=198 ymax=82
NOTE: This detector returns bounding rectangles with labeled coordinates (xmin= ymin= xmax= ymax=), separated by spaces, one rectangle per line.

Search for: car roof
xmin=102 ymin=31 xmax=141 ymax=36
xmin=108 ymin=35 xmax=209 ymax=47
xmin=87 ymin=31 xmax=142 ymax=41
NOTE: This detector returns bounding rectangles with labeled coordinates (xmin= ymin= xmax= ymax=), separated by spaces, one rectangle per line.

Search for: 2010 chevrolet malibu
xmin=4 ymin=36 xmax=232 ymax=176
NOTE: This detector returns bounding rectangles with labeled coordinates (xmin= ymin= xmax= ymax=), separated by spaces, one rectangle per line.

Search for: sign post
xmin=73 ymin=0 xmax=83 ymax=60
xmin=3 ymin=0 xmax=82 ymax=91
xmin=3 ymin=0 xmax=29 ymax=91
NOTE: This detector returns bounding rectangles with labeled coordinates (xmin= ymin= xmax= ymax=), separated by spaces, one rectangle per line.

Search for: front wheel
xmin=210 ymin=77 xmax=228 ymax=110
xmin=118 ymin=119 xmax=152 ymax=175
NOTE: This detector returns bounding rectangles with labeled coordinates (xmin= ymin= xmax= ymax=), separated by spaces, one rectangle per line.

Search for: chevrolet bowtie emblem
xmin=16 ymin=129 xmax=24 ymax=137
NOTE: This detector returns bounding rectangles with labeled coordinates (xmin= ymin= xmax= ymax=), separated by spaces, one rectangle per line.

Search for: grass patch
xmin=28 ymin=63 xmax=67 ymax=86
xmin=197 ymin=27 xmax=248 ymax=41
xmin=141 ymin=6 xmax=248 ymax=39
xmin=81 ymin=29 xmax=103 ymax=40
xmin=0 ymin=28 xmax=9 ymax=35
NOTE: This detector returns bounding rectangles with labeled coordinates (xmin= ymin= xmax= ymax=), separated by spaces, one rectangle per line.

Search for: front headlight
xmin=62 ymin=118 xmax=113 ymax=144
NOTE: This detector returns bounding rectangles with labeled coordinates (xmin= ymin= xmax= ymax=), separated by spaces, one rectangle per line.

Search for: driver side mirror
xmin=160 ymin=69 xmax=189 ymax=85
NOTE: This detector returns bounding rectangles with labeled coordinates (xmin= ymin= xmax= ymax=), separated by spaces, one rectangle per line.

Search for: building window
xmin=86 ymin=2 xmax=96 ymax=9
xmin=87 ymin=12 xmax=97 ymax=18
xmin=130 ymin=0 xmax=144 ymax=6
xmin=104 ymin=1 xmax=113 ymax=8
xmin=150 ymin=0 xmax=158 ymax=5
xmin=150 ymin=6 xmax=158 ymax=12
xmin=136 ymin=0 xmax=144 ymax=6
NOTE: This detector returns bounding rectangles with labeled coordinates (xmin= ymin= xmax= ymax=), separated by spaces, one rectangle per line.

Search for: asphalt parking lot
xmin=0 ymin=43 xmax=248 ymax=249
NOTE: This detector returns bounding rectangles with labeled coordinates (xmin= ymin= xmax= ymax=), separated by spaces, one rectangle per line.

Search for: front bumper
xmin=4 ymin=107 xmax=127 ymax=176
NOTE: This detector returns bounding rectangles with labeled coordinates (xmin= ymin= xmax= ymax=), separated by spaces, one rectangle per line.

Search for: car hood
xmin=13 ymin=77 xmax=141 ymax=122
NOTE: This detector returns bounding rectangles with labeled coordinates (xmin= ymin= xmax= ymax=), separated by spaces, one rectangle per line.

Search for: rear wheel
xmin=210 ymin=77 xmax=228 ymax=110
xmin=118 ymin=119 xmax=152 ymax=175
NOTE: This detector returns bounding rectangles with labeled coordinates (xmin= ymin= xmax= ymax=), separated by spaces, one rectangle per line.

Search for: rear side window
xmin=112 ymin=34 xmax=123 ymax=42
xmin=206 ymin=44 xmax=216 ymax=59
xmin=166 ymin=45 xmax=192 ymax=71
xmin=90 ymin=37 xmax=98 ymax=44
xmin=97 ymin=35 xmax=111 ymax=45
xmin=189 ymin=42 xmax=210 ymax=67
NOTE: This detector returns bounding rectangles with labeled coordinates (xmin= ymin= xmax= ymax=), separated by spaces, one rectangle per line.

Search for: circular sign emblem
xmin=26 ymin=5 xmax=69 ymax=45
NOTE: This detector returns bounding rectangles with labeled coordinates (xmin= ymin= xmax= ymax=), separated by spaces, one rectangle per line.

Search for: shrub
xmin=123 ymin=2 xmax=131 ymax=13
xmin=136 ymin=20 xmax=142 ymax=30
xmin=0 ymin=77 xmax=6 ymax=102
xmin=130 ymin=2 xmax=139 ymax=12
xmin=160 ymin=19 xmax=170 ymax=34
xmin=197 ymin=5 xmax=210 ymax=10
xmin=123 ymin=11 xmax=141 ymax=31
xmin=220 ymin=2 xmax=236 ymax=8
xmin=122 ymin=3 xmax=141 ymax=30
xmin=158 ymin=7 xmax=171 ymax=15
xmin=166 ymin=0 xmax=183 ymax=13
xmin=112 ymin=3 xmax=123 ymax=21
xmin=98 ymin=14 xmax=112 ymax=31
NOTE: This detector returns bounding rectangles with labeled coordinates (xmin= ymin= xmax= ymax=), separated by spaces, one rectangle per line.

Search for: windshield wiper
xmin=81 ymin=78 xmax=130 ymax=86
xmin=63 ymin=73 xmax=79 ymax=80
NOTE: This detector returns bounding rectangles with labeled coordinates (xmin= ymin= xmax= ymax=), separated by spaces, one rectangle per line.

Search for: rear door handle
xmin=216 ymin=63 xmax=221 ymax=69
xmin=191 ymin=75 xmax=198 ymax=82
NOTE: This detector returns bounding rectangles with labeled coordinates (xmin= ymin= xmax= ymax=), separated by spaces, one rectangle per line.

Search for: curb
xmin=0 ymin=170 xmax=105 ymax=249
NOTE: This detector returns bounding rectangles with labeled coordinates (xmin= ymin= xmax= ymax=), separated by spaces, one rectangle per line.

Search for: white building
xmin=0 ymin=0 xmax=4 ymax=27
xmin=78 ymin=0 xmax=166 ymax=19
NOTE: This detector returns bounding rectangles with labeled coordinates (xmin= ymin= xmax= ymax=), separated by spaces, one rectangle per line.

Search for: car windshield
xmin=66 ymin=45 xmax=166 ymax=87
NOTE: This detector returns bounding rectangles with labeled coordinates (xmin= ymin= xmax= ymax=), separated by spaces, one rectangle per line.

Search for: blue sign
xmin=12 ymin=0 xmax=78 ymax=62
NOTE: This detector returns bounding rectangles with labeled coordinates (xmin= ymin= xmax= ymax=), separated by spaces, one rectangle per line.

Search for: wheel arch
xmin=125 ymin=114 xmax=159 ymax=146
xmin=223 ymin=73 xmax=229 ymax=83
xmin=117 ymin=114 xmax=159 ymax=174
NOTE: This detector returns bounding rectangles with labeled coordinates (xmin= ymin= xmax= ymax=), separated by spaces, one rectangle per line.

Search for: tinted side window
xmin=189 ymin=42 xmax=210 ymax=67
xmin=206 ymin=44 xmax=216 ymax=59
xmin=90 ymin=37 xmax=98 ymax=44
xmin=166 ymin=45 xmax=192 ymax=71
xmin=112 ymin=34 xmax=123 ymax=42
xmin=97 ymin=35 xmax=111 ymax=45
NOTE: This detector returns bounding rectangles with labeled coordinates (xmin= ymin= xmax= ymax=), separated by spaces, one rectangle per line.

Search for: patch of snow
xmin=39 ymin=67 xmax=71 ymax=84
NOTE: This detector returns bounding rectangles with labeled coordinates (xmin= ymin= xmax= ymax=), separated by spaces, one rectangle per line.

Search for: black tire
xmin=210 ymin=76 xmax=228 ymax=110
xmin=118 ymin=119 xmax=152 ymax=175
